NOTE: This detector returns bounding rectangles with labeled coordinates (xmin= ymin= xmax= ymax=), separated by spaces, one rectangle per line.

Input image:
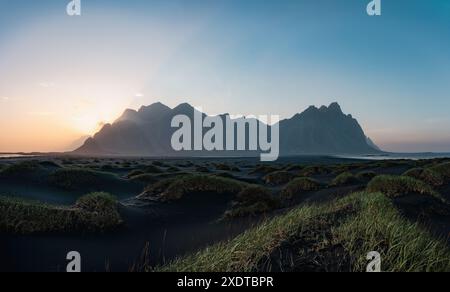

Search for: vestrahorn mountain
xmin=74 ymin=102 xmax=381 ymax=156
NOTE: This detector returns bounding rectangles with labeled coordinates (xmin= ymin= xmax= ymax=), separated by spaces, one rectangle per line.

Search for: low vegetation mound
xmin=195 ymin=166 xmax=210 ymax=173
xmin=48 ymin=168 xmax=120 ymax=191
xmin=429 ymin=162 xmax=450 ymax=182
xmin=152 ymin=161 xmax=168 ymax=168
xmin=128 ymin=174 xmax=158 ymax=185
xmin=38 ymin=161 xmax=62 ymax=168
xmin=126 ymin=169 xmax=145 ymax=178
xmin=263 ymin=171 xmax=295 ymax=186
xmin=367 ymin=175 xmax=445 ymax=202
xmin=331 ymin=163 xmax=366 ymax=175
xmin=249 ymin=165 xmax=280 ymax=175
xmin=0 ymin=161 xmax=47 ymax=180
xmin=167 ymin=166 xmax=181 ymax=173
xmin=223 ymin=186 xmax=280 ymax=219
xmin=157 ymin=192 xmax=450 ymax=272
xmin=281 ymin=177 xmax=322 ymax=200
xmin=142 ymin=165 xmax=163 ymax=174
xmin=139 ymin=175 xmax=246 ymax=202
xmin=299 ymin=165 xmax=332 ymax=177
xmin=214 ymin=163 xmax=233 ymax=171
xmin=355 ymin=171 xmax=377 ymax=182
xmin=283 ymin=165 xmax=303 ymax=172
xmin=403 ymin=168 xmax=444 ymax=187
xmin=329 ymin=172 xmax=360 ymax=187
xmin=0 ymin=192 xmax=122 ymax=234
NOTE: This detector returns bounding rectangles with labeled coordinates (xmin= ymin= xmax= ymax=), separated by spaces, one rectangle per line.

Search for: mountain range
xmin=74 ymin=102 xmax=381 ymax=157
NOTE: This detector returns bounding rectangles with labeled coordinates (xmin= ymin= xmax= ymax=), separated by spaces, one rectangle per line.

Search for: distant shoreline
xmin=1 ymin=152 xmax=450 ymax=161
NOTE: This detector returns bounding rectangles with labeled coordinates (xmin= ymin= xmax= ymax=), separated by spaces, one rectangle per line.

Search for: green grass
xmin=214 ymin=163 xmax=233 ymax=171
xmin=152 ymin=161 xmax=168 ymax=168
xmin=355 ymin=170 xmax=377 ymax=181
xmin=38 ymin=161 xmax=62 ymax=168
xmin=249 ymin=165 xmax=280 ymax=175
xmin=223 ymin=186 xmax=280 ymax=219
xmin=142 ymin=165 xmax=163 ymax=174
xmin=212 ymin=172 xmax=237 ymax=179
xmin=283 ymin=165 xmax=303 ymax=172
xmin=0 ymin=161 xmax=45 ymax=179
xmin=333 ymin=193 xmax=450 ymax=272
xmin=281 ymin=177 xmax=322 ymax=200
xmin=157 ymin=192 xmax=450 ymax=272
xmin=403 ymin=168 xmax=444 ymax=187
xmin=138 ymin=175 xmax=246 ymax=202
xmin=331 ymin=163 xmax=365 ymax=175
xmin=167 ymin=166 xmax=181 ymax=173
xmin=263 ymin=171 xmax=295 ymax=186
xmin=0 ymin=192 xmax=122 ymax=234
xmin=329 ymin=172 xmax=360 ymax=187
xmin=48 ymin=168 xmax=120 ymax=191
xmin=299 ymin=165 xmax=332 ymax=177
xmin=195 ymin=166 xmax=210 ymax=173
xmin=429 ymin=162 xmax=450 ymax=181
xmin=128 ymin=174 xmax=158 ymax=185
xmin=366 ymin=175 xmax=445 ymax=202
xmin=126 ymin=169 xmax=145 ymax=178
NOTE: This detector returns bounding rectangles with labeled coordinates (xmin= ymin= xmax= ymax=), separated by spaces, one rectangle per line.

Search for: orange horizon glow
xmin=1 ymin=2 xmax=450 ymax=153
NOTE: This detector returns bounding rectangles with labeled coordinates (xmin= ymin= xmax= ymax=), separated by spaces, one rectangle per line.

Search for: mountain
xmin=279 ymin=102 xmax=378 ymax=155
xmin=65 ymin=135 xmax=91 ymax=151
xmin=74 ymin=102 xmax=381 ymax=157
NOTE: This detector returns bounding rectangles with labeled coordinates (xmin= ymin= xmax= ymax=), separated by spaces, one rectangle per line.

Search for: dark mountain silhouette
xmin=74 ymin=102 xmax=381 ymax=156
xmin=279 ymin=102 xmax=378 ymax=155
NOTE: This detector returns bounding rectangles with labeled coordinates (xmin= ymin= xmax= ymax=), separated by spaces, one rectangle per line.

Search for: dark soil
xmin=0 ymin=155 xmax=449 ymax=271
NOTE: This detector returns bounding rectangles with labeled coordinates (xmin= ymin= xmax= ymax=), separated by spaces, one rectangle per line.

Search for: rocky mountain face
xmin=74 ymin=102 xmax=381 ymax=157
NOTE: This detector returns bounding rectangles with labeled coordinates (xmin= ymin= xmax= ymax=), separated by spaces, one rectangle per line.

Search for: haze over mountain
xmin=74 ymin=102 xmax=381 ymax=157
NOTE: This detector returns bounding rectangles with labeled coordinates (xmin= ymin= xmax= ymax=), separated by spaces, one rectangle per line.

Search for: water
xmin=339 ymin=153 xmax=450 ymax=161
xmin=0 ymin=154 xmax=36 ymax=158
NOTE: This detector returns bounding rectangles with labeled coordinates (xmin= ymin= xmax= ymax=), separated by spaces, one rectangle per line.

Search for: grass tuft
xmin=263 ymin=171 xmax=295 ymax=186
xmin=403 ymin=168 xmax=445 ymax=187
xmin=299 ymin=165 xmax=332 ymax=177
xmin=48 ymin=168 xmax=119 ymax=191
xmin=281 ymin=177 xmax=322 ymax=200
xmin=429 ymin=162 xmax=450 ymax=182
xmin=0 ymin=192 xmax=122 ymax=234
xmin=355 ymin=171 xmax=377 ymax=182
xmin=366 ymin=175 xmax=445 ymax=202
xmin=334 ymin=193 xmax=450 ymax=272
xmin=139 ymin=175 xmax=246 ymax=202
xmin=157 ymin=192 xmax=450 ymax=272
xmin=223 ymin=186 xmax=280 ymax=219
xmin=329 ymin=172 xmax=360 ymax=187
xmin=0 ymin=161 xmax=44 ymax=179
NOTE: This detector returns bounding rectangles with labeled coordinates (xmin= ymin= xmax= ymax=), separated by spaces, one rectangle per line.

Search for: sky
xmin=0 ymin=0 xmax=449 ymax=153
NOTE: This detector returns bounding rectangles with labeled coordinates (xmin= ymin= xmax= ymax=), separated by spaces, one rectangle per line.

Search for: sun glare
xmin=71 ymin=115 xmax=104 ymax=135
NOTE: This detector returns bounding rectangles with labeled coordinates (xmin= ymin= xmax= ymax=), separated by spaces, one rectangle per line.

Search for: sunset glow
xmin=1 ymin=0 xmax=450 ymax=153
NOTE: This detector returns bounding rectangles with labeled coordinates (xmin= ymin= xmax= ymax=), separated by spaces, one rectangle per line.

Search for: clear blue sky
xmin=0 ymin=0 xmax=449 ymax=152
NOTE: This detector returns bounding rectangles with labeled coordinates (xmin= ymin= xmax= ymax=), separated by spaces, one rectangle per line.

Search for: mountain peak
xmin=304 ymin=105 xmax=319 ymax=113
xmin=75 ymin=101 xmax=382 ymax=156
xmin=328 ymin=102 xmax=342 ymax=113
xmin=138 ymin=102 xmax=171 ymax=113
xmin=173 ymin=102 xmax=195 ymax=113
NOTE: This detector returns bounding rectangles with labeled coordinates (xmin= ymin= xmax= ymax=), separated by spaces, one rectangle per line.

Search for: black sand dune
xmin=0 ymin=156 xmax=449 ymax=272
